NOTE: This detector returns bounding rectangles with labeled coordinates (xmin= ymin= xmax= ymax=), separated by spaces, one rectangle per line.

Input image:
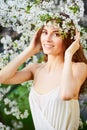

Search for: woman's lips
xmin=44 ymin=44 xmax=54 ymax=49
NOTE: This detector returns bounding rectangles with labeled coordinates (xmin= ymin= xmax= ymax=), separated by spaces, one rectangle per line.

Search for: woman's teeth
xmin=44 ymin=44 xmax=54 ymax=48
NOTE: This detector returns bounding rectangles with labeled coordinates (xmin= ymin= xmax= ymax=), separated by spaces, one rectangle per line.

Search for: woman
xmin=0 ymin=16 xmax=87 ymax=130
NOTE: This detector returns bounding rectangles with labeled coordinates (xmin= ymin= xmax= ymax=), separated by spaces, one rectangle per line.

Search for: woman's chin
xmin=43 ymin=50 xmax=64 ymax=56
xmin=43 ymin=50 xmax=52 ymax=55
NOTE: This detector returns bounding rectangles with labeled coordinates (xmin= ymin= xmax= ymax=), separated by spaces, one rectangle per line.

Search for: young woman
xmin=0 ymin=16 xmax=87 ymax=130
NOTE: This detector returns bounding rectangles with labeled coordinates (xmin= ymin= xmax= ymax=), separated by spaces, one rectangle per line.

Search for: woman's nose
xmin=46 ymin=34 xmax=52 ymax=42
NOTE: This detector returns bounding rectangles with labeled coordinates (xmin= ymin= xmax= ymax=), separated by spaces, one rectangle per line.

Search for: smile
xmin=44 ymin=44 xmax=54 ymax=49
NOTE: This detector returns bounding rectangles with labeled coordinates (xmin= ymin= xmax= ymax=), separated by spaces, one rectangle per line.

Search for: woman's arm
xmin=60 ymin=32 xmax=87 ymax=100
xmin=2 ymin=63 xmax=37 ymax=84
xmin=0 ymin=47 xmax=35 ymax=83
xmin=61 ymin=57 xmax=87 ymax=100
xmin=0 ymin=28 xmax=42 ymax=84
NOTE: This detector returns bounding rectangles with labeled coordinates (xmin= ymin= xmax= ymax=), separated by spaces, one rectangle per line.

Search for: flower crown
xmin=28 ymin=0 xmax=85 ymax=40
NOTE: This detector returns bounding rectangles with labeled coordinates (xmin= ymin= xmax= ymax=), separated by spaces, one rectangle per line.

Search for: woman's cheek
xmin=55 ymin=39 xmax=64 ymax=52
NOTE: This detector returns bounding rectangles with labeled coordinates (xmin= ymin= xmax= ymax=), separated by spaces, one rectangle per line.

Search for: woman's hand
xmin=65 ymin=30 xmax=80 ymax=60
xmin=29 ymin=28 xmax=43 ymax=54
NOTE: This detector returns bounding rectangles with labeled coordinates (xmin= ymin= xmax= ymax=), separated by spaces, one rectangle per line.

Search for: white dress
xmin=29 ymin=86 xmax=80 ymax=130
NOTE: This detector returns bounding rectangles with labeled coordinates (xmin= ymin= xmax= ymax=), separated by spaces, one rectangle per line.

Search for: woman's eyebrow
xmin=53 ymin=30 xmax=59 ymax=33
xmin=42 ymin=28 xmax=59 ymax=32
xmin=42 ymin=28 xmax=47 ymax=31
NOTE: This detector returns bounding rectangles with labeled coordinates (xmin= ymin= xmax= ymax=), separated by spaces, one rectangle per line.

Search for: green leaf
xmin=69 ymin=5 xmax=80 ymax=14
xmin=40 ymin=14 xmax=52 ymax=22
xmin=25 ymin=5 xmax=31 ymax=13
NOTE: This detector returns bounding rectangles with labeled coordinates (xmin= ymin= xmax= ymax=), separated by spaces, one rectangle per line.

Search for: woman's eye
xmin=54 ymin=33 xmax=60 ymax=37
xmin=42 ymin=30 xmax=47 ymax=35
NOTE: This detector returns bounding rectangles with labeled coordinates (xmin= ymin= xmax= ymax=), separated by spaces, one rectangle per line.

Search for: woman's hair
xmin=43 ymin=13 xmax=87 ymax=94
xmin=63 ymin=30 xmax=87 ymax=63
xmin=60 ymin=13 xmax=87 ymax=94
xmin=60 ymin=13 xmax=87 ymax=63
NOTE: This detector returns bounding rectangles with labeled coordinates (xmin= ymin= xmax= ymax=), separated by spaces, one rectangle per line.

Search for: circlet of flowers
xmin=0 ymin=0 xmax=87 ymax=70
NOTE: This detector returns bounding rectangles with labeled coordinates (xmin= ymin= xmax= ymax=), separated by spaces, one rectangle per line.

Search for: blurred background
xmin=0 ymin=0 xmax=87 ymax=130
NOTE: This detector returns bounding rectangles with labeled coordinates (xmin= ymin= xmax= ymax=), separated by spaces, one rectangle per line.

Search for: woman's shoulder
xmin=73 ymin=62 xmax=87 ymax=71
xmin=29 ymin=62 xmax=45 ymax=74
xmin=72 ymin=62 xmax=87 ymax=81
xmin=72 ymin=62 xmax=87 ymax=91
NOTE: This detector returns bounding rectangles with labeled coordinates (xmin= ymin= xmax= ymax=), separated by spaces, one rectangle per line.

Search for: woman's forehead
xmin=43 ymin=25 xmax=59 ymax=31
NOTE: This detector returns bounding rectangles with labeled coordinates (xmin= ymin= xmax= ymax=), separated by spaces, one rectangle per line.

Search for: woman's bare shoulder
xmin=73 ymin=62 xmax=87 ymax=71
xmin=73 ymin=62 xmax=87 ymax=81
xmin=28 ymin=62 xmax=44 ymax=74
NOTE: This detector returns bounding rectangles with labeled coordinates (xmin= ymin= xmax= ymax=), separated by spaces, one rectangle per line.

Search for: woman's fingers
xmin=29 ymin=27 xmax=43 ymax=53
xmin=65 ymin=30 xmax=80 ymax=58
xmin=75 ymin=29 xmax=80 ymax=41
xmin=35 ymin=27 xmax=43 ymax=39
xmin=33 ymin=27 xmax=43 ymax=45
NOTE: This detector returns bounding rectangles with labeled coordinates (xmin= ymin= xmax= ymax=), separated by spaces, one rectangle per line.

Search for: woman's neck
xmin=45 ymin=54 xmax=64 ymax=72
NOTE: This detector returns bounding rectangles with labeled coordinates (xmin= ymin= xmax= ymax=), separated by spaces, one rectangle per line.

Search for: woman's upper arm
xmin=2 ymin=63 xmax=36 ymax=84
xmin=74 ymin=63 xmax=87 ymax=89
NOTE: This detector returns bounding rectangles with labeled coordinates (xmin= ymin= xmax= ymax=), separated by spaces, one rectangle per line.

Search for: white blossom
xmin=11 ymin=120 xmax=23 ymax=129
xmin=0 ymin=122 xmax=11 ymax=130
xmin=4 ymin=97 xmax=29 ymax=119
xmin=0 ymin=86 xmax=11 ymax=101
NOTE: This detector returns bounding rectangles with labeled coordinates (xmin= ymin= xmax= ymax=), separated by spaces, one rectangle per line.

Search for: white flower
xmin=4 ymin=97 xmax=29 ymax=119
xmin=23 ymin=109 xmax=29 ymax=118
xmin=11 ymin=120 xmax=23 ymax=129
xmin=4 ymin=98 xmax=11 ymax=105
xmin=79 ymin=118 xmax=83 ymax=129
xmin=0 ymin=122 xmax=11 ymax=130
xmin=0 ymin=86 xmax=11 ymax=101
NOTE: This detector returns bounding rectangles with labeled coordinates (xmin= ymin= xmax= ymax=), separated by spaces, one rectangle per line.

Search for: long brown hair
xmin=61 ymin=13 xmax=87 ymax=94
xmin=63 ymin=30 xmax=87 ymax=94
xmin=64 ymin=34 xmax=87 ymax=63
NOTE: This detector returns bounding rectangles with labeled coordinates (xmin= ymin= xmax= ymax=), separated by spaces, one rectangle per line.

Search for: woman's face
xmin=40 ymin=25 xmax=65 ymax=56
